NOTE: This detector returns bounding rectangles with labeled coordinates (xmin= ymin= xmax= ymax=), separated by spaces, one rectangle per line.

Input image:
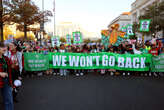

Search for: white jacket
xmin=132 ymin=44 xmax=142 ymax=54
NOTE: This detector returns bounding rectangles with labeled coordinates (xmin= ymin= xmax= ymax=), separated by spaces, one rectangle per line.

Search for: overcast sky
xmin=33 ymin=0 xmax=135 ymax=36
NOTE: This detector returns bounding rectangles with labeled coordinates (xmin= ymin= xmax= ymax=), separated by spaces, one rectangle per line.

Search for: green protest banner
xmin=66 ymin=34 xmax=72 ymax=45
xmin=121 ymin=26 xmax=129 ymax=39
xmin=140 ymin=19 xmax=151 ymax=32
xmin=101 ymin=35 xmax=109 ymax=49
xmin=49 ymin=52 xmax=152 ymax=71
xmin=51 ymin=36 xmax=60 ymax=47
xmin=151 ymin=54 xmax=164 ymax=72
xmin=126 ymin=24 xmax=134 ymax=36
xmin=73 ymin=31 xmax=83 ymax=44
xmin=24 ymin=53 xmax=49 ymax=71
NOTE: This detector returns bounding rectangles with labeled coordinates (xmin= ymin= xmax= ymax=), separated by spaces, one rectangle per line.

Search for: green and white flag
xmin=101 ymin=35 xmax=109 ymax=49
xmin=51 ymin=36 xmax=60 ymax=47
xmin=121 ymin=26 xmax=127 ymax=32
xmin=140 ymin=19 xmax=151 ymax=32
xmin=126 ymin=24 xmax=134 ymax=36
xmin=24 ymin=53 xmax=49 ymax=71
xmin=66 ymin=34 xmax=72 ymax=45
xmin=151 ymin=54 xmax=164 ymax=72
xmin=73 ymin=31 xmax=83 ymax=44
xmin=121 ymin=26 xmax=129 ymax=39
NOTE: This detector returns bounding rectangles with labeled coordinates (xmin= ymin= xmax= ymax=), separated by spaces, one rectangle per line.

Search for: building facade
xmin=131 ymin=0 xmax=164 ymax=41
xmin=108 ymin=12 xmax=131 ymax=31
xmin=131 ymin=0 xmax=163 ymax=23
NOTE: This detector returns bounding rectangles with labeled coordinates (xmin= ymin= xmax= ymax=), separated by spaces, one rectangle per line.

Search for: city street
xmin=11 ymin=74 xmax=164 ymax=110
xmin=0 ymin=0 xmax=164 ymax=110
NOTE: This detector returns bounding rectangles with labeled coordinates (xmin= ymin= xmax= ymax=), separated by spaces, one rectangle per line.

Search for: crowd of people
xmin=0 ymin=38 xmax=164 ymax=110
xmin=4 ymin=39 xmax=164 ymax=77
xmin=6 ymin=38 xmax=164 ymax=77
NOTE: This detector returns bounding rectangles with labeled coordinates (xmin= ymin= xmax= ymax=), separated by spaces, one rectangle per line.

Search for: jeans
xmin=1 ymin=78 xmax=14 ymax=110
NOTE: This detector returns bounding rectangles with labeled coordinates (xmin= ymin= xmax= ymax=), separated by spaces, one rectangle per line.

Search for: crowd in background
xmin=8 ymin=38 xmax=164 ymax=77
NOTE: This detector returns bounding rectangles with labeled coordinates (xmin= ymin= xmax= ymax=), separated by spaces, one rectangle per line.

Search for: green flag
xmin=51 ymin=36 xmax=60 ymax=47
xmin=140 ymin=19 xmax=151 ymax=32
xmin=66 ymin=34 xmax=72 ymax=45
xmin=73 ymin=31 xmax=83 ymax=44
xmin=101 ymin=35 xmax=109 ymax=49
xmin=126 ymin=24 xmax=134 ymax=36
xmin=151 ymin=54 xmax=164 ymax=72
xmin=121 ymin=26 xmax=129 ymax=39
xmin=24 ymin=53 xmax=49 ymax=71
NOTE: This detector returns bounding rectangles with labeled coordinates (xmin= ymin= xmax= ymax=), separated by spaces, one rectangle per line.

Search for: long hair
xmin=12 ymin=42 xmax=22 ymax=52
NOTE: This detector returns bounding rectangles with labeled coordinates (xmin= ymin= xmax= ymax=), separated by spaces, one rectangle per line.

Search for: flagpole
xmin=53 ymin=0 xmax=56 ymax=36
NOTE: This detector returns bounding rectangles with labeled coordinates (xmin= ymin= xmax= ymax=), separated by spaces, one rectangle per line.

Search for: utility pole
xmin=53 ymin=0 xmax=56 ymax=36
xmin=40 ymin=0 xmax=44 ymax=45
xmin=0 ymin=0 xmax=3 ymax=42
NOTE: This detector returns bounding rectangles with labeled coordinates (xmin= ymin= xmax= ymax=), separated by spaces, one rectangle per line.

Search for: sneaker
xmin=76 ymin=74 xmax=80 ymax=76
xmin=153 ymin=72 xmax=158 ymax=77
xmin=60 ymin=73 xmax=63 ymax=76
xmin=127 ymin=73 xmax=130 ymax=76
xmin=80 ymin=73 xmax=84 ymax=76
xmin=123 ymin=73 xmax=126 ymax=76
xmin=37 ymin=72 xmax=43 ymax=76
xmin=110 ymin=72 xmax=114 ymax=76
xmin=64 ymin=73 xmax=67 ymax=76
xmin=149 ymin=73 xmax=152 ymax=76
xmin=101 ymin=70 xmax=105 ymax=74
xmin=53 ymin=73 xmax=56 ymax=75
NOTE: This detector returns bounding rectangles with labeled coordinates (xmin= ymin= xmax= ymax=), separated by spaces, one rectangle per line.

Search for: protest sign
xmin=24 ymin=53 xmax=49 ymax=71
xmin=73 ymin=31 xmax=82 ymax=44
xmin=126 ymin=24 xmax=134 ymax=36
xmin=49 ymin=52 xmax=152 ymax=71
xmin=66 ymin=34 xmax=72 ymax=45
xmin=140 ymin=19 xmax=151 ymax=32
xmin=151 ymin=54 xmax=164 ymax=72
xmin=101 ymin=35 xmax=109 ymax=49
xmin=51 ymin=36 xmax=60 ymax=47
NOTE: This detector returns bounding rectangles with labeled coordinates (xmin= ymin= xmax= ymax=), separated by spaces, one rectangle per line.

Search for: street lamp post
xmin=40 ymin=0 xmax=44 ymax=45
xmin=53 ymin=0 xmax=56 ymax=36
xmin=0 ymin=0 xmax=4 ymax=42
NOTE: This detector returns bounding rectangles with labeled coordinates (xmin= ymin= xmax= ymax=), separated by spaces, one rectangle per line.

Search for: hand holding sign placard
xmin=73 ymin=31 xmax=82 ymax=44
xmin=126 ymin=24 xmax=134 ymax=36
xmin=140 ymin=19 xmax=151 ymax=32
xmin=66 ymin=34 xmax=71 ymax=45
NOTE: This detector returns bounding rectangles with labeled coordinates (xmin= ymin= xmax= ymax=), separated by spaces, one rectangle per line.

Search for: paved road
xmin=2 ymin=74 xmax=164 ymax=110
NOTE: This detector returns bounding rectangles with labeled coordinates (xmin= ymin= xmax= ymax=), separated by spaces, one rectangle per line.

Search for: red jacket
xmin=149 ymin=48 xmax=159 ymax=56
xmin=0 ymin=56 xmax=13 ymax=88
xmin=149 ymin=41 xmax=162 ymax=56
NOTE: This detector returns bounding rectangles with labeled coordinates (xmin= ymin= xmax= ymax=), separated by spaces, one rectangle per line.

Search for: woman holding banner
xmin=0 ymin=42 xmax=14 ymax=110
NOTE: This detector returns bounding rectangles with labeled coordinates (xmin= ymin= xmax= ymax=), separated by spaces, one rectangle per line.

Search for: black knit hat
xmin=0 ymin=42 xmax=5 ymax=48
